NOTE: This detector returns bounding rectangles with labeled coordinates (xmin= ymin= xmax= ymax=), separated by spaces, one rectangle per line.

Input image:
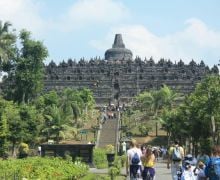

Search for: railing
xmin=115 ymin=110 xmax=121 ymax=153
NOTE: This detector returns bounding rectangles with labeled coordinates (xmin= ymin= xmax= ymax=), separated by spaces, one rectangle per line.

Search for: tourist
xmin=195 ymin=161 xmax=207 ymax=180
xmin=141 ymin=146 xmax=156 ymax=180
xmin=126 ymin=139 xmax=143 ymax=179
xmin=181 ymin=154 xmax=197 ymax=180
xmin=122 ymin=141 xmax=127 ymax=154
xmin=205 ymin=145 xmax=220 ymax=180
xmin=141 ymin=145 xmax=147 ymax=155
xmin=167 ymin=140 xmax=185 ymax=180
xmin=152 ymin=147 xmax=159 ymax=161
xmin=38 ymin=146 xmax=41 ymax=156
xmin=196 ymin=149 xmax=209 ymax=166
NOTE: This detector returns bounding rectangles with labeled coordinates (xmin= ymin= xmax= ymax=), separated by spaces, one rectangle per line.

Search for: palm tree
xmin=136 ymin=85 xmax=181 ymax=136
xmin=43 ymin=105 xmax=76 ymax=143
xmin=60 ymin=88 xmax=83 ymax=126
xmin=0 ymin=21 xmax=16 ymax=65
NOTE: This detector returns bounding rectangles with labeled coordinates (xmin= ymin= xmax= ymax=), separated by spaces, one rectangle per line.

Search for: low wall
xmin=41 ymin=144 xmax=95 ymax=165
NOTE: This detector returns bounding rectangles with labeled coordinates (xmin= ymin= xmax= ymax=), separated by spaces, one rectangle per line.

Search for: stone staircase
xmin=98 ymin=118 xmax=118 ymax=148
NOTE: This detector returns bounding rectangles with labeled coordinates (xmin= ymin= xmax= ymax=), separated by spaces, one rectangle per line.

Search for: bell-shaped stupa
xmin=105 ymin=34 xmax=133 ymax=61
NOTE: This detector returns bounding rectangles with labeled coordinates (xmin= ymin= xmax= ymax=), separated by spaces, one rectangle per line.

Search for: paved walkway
xmin=89 ymin=159 xmax=172 ymax=179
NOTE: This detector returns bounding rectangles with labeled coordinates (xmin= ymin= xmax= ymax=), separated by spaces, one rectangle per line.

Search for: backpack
xmin=206 ymin=157 xmax=220 ymax=178
xmin=172 ymin=146 xmax=182 ymax=161
xmin=131 ymin=151 xmax=140 ymax=165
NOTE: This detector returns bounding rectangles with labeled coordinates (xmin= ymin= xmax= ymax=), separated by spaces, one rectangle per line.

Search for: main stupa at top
xmin=104 ymin=34 xmax=133 ymax=61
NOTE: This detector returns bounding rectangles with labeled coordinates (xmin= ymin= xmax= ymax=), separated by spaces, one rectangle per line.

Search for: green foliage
xmin=0 ymin=157 xmax=88 ymax=179
xmin=0 ymin=112 xmax=9 ymax=157
xmin=0 ymin=21 xmax=98 ymax=154
xmin=93 ymin=148 xmax=108 ymax=169
xmin=0 ymin=97 xmax=18 ymax=157
xmin=18 ymin=142 xmax=29 ymax=158
xmin=39 ymin=88 xmax=95 ymax=143
xmin=112 ymin=156 xmax=122 ymax=173
xmin=138 ymin=124 xmax=151 ymax=136
xmin=0 ymin=21 xmax=16 ymax=67
xmin=108 ymin=156 xmax=122 ymax=180
xmin=108 ymin=167 xmax=120 ymax=180
xmin=200 ymin=138 xmax=213 ymax=155
xmin=134 ymin=85 xmax=181 ymax=136
xmin=79 ymin=88 xmax=95 ymax=109
xmin=160 ymin=75 xmax=220 ymax=148
xmin=105 ymin=144 xmax=115 ymax=154
xmin=120 ymin=155 xmax=127 ymax=167
xmin=3 ymin=29 xmax=48 ymax=103
xmin=19 ymin=103 xmax=42 ymax=144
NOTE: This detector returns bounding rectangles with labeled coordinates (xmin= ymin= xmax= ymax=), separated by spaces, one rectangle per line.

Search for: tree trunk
xmin=12 ymin=141 xmax=16 ymax=158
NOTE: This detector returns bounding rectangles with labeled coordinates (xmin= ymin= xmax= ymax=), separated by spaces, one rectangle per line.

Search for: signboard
xmin=79 ymin=130 xmax=88 ymax=134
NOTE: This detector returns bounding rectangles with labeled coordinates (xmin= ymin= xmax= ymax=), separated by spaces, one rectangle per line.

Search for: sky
xmin=0 ymin=0 xmax=220 ymax=68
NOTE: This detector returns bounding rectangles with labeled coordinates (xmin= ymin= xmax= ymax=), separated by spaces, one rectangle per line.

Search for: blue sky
xmin=0 ymin=0 xmax=220 ymax=67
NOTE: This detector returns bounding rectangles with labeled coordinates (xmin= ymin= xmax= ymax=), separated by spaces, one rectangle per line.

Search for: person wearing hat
xmin=181 ymin=154 xmax=197 ymax=180
xmin=167 ymin=141 xmax=185 ymax=180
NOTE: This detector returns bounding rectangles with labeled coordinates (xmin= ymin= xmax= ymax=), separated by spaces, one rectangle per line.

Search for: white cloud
xmin=0 ymin=0 xmax=130 ymax=34
xmin=0 ymin=0 xmax=45 ymax=35
xmin=57 ymin=0 xmax=129 ymax=31
xmin=90 ymin=18 xmax=220 ymax=66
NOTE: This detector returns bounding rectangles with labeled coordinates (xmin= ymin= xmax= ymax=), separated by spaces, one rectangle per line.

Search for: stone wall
xmin=44 ymin=57 xmax=217 ymax=105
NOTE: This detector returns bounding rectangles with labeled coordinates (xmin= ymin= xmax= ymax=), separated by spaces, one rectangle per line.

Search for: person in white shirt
xmin=181 ymin=154 xmax=198 ymax=180
xmin=126 ymin=139 xmax=143 ymax=179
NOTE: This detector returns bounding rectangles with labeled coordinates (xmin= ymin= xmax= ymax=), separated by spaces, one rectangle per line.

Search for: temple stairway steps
xmin=98 ymin=118 xmax=118 ymax=148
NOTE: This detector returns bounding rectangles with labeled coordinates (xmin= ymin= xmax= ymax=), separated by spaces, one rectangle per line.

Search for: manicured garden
xmin=0 ymin=157 xmax=88 ymax=179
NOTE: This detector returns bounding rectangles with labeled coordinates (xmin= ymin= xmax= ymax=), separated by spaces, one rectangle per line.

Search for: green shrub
xmin=138 ymin=125 xmax=151 ymax=136
xmin=93 ymin=148 xmax=108 ymax=169
xmin=112 ymin=156 xmax=121 ymax=173
xmin=120 ymin=155 xmax=127 ymax=167
xmin=0 ymin=157 xmax=88 ymax=179
xmin=18 ymin=142 xmax=29 ymax=158
xmin=108 ymin=167 xmax=120 ymax=180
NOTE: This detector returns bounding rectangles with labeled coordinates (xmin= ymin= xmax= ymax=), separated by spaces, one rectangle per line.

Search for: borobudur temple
xmin=44 ymin=34 xmax=219 ymax=105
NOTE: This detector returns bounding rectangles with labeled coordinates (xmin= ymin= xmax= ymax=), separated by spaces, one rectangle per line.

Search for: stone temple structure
xmin=44 ymin=34 xmax=218 ymax=105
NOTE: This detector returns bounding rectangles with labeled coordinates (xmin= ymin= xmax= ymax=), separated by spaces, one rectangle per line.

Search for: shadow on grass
xmin=146 ymin=135 xmax=168 ymax=146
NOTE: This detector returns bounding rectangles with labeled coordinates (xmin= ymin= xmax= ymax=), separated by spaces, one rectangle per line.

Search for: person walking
xmin=126 ymin=139 xmax=143 ymax=179
xmin=167 ymin=140 xmax=185 ymax=180
xmin=181 ymin=154 xmax=197 ymax=180
xmin=205 ymin=145 xmax=220 ymax=180
xmin=141 ymin=146 xmax=156 ymax=180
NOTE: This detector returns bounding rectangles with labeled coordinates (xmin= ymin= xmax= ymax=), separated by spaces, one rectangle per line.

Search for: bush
xmin=0 ymin=157 xmax=88 ymax=179
xmin=18 ymin=143 xmax=29 ymax=158
xmin=138 ymin=125 xmax=151 ymax=136
xmin=112 ymin=156 xmax=121 ymax=172
xmin=108 ymin=167 xmax=120 ymax=180
xmin=120 ymin=155 xmax=127 ymax=167
xmin=93 ymin=148 xmax=108 ymax=169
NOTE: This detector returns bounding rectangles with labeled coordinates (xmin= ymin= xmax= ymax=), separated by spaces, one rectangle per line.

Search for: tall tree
xmin=162 ymin=75 xmax=220 ymax=153
xmin=0 ymin=21 xmax=16 ymax=68
xmin=7 ymin=30 xmax=48 ymax=103
xmin=136 ymin=85 xmax=181 ymax=136
xmin=3 ymin=30 xmax=48 ymax=103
